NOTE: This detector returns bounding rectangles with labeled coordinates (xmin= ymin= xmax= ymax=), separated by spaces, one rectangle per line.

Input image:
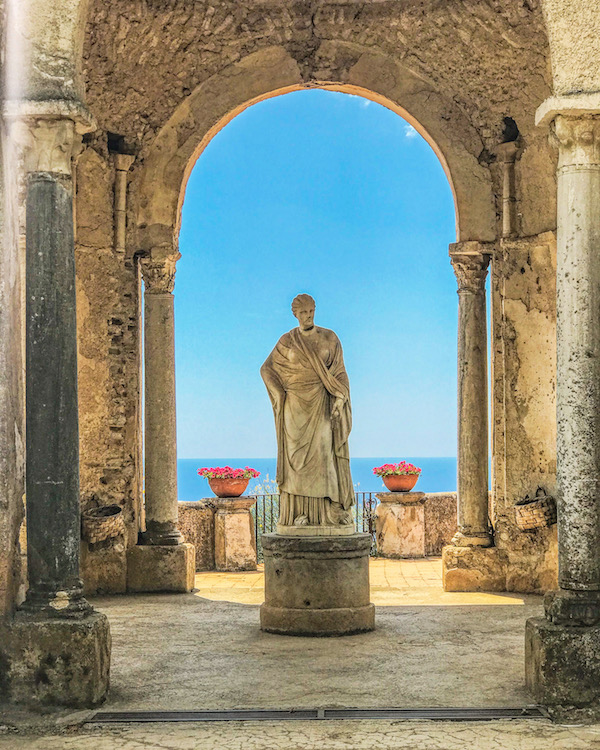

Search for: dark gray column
xmin=23 ymin=170 xmax=90 ymax=617
xmin=450 ymin=243 xmax=492 ymax=548
xmin=140 ymin=254 xmax=182 ymax=545
xmin=545 ymin=115 xmax=600 ymax=626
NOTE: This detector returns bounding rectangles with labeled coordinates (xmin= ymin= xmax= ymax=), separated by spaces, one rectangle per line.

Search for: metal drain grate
xmin=92 ymin=707 xmax=546 ymax=723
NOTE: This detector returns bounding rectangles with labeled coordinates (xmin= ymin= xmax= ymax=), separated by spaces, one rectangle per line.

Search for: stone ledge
xmin=442 ymin=545 xmax=508 ymax=592
xmin=0 ymin=611 xmax=110 ymax=708
xmin=526 ymin=616 xmax=600 ymax=717
xmin=376 ymin=492 xmax=426 ymax=505
xmin=127 ymin=543 xmax=195 ymax=593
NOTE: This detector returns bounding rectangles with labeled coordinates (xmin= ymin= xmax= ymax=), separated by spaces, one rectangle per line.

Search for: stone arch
xmin=135 ymin=44 xmax=496 ymax=256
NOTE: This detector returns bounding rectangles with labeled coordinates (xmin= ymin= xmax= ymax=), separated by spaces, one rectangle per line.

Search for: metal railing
xmin=252 ymin=492 xmax=377 ymax=561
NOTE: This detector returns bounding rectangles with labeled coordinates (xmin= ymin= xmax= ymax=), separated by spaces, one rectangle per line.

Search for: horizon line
xmin=178 ymin=455 xmax=458 ymax=460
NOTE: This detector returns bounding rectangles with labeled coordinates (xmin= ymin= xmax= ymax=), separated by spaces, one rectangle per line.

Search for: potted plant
xmin=198 ymin=466 xmax=260 ymax=498
xmin=373 ymin=461 xmax=422 ymax=492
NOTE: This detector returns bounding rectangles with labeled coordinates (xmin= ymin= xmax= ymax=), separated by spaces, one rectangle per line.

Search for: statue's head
xmin=292 ymin=293 xmax=316 ymax=331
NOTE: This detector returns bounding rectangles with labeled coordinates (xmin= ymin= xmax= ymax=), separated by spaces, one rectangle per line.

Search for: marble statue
xmin=261 ymin=294 xmax=355 ymax=531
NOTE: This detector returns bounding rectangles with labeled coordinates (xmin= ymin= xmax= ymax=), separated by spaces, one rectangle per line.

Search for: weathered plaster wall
xmin=179 ymin=501 xmax=216 ymax=571
xmin=424 ymin=493 xmax=458 ymax=557
xmin=0 ymin=120 xmax=25 ymax=618
xmin=541 ymin=1 xmax=600 ymax=96
xmin=69 ymin=0 xmax=559 ymax=593
xmin=75 ymin=132 xmax=142 ymax=573
xmin=492 ymin=232 xmax=558 ymax=593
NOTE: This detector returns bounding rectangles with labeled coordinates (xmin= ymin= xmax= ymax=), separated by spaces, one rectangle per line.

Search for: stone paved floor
xmin=85 ymin=557 xmax=538 ymax=713
xmin=5 ymin=559 xmax=600 ymax=748
xmin=194 ymin=558 xmax=529 ymax=607
xmin=3 ymin=719 xmax=600 ymax=749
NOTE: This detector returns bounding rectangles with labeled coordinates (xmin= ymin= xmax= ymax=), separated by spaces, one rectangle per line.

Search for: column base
xmin=526 ymin=616 xmax=600 ymax=719
xmin=0 ymin=611 xmax=110 ymax=707
xmin=140 ymin=520 xmax=183 ymax=546
xmin=450 ymin=530 xmax=492 ymax=547
xmin=442 ymin=545 xmax=507 ymax=592
xmin=127 ymin=543 xmax=195 ymax=593
xmin=544 ymin=589 xmax=600 ymax=626
xmin=260 ymin=533 xmax=374 ymax=636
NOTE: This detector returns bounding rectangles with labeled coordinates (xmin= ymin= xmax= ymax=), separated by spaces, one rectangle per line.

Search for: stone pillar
xmin=375 ymin=492 xmax=427 ymax=559
xmin=442 ymin=242 xmax=507 ymax=592
xmin=526 ymin=113 xmax=600 ymax=714
xmin=0 ymin=114 xmax=110 ymax=707
xmin=140 ymin=253 xmax=181 ymax=546
xmin=214 ymin=497 xmax=257 ymax=572
xmin=126 ymin=251 xmax=195 ymax=592
xmin=450 ymin=243 xmax=492 ymax=548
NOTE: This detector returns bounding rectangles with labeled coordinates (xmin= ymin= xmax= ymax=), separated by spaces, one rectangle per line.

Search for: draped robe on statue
xmin=261 ymin=327 xmax=354 ymax=526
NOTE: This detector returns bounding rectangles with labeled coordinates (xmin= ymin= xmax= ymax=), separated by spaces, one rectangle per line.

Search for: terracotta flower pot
xmin=382 ymin=473 xmax=419 ymax=492
xmin=208 ymin=477 xmax=250 ymax=498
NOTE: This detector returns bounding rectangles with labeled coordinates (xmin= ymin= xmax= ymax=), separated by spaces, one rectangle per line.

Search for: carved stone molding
xmin=449 ymin=245 xmax=491 ymax=294
xmin=9 ymin=117 xmax=79 ymax=176
xmin=140 ymin=253 xmax=180 ymax=294
xmin=553 ymin=115 xmax=600 ymax=171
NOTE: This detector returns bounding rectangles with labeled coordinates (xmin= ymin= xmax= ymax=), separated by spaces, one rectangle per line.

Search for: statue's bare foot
xmin=339 ymin=510 xmax=354 ymax=525
xmin=293 ymin=515 xmax=309 ymax=526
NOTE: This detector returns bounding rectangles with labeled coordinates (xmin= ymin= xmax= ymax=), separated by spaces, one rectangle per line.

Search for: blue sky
xmin=175 ymin=89 xmax=457 ymax=458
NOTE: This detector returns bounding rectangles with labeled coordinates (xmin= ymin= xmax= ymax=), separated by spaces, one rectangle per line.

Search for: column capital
xmin=113 ymin=153 xmax=135 ymax=173
xmin=9 ymin=117 xmax=80 ymax=176
xmin=535 ymin=93 xmax=600 ymax=128
xmin=552 ymin=115 xmax=600 ymax=170
xmin=495 ymin=140 xmax=520 ymax=164
xmin=449 ymin=243 xmax=492 ymax=294
xmin=140 ymin=252 xmax=180 ymax=294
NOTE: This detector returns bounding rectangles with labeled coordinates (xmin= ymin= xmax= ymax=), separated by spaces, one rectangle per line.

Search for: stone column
xmin=442 ymin=242 xmax=507 ymax=593
xmin=526 ymin=114 xmax=600 ymax=712
xmin=139 ymin=253 xmax=181 ymax=545
xmin=126 ymin=252 xmax=194 ymax=592
xmin=450 ymin=243 xmax=492 ymax=548
xmin=0 ymin=114 xmax=110 ymax=707
xmin=22 ymin=121 xmax=90 ymax=617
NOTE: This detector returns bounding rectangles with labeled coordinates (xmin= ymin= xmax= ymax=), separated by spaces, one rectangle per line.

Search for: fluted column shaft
xmin=544 ymin=115 xmax=600 ymax=626
xmin=140 ymin=254 xmax=182 ymax=545
xmin=450 ymin=243 xmax=492 ymax=548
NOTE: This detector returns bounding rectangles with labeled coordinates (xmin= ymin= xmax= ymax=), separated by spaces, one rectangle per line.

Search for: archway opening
xmin=175 ymin=89 xmax=458 ymax=513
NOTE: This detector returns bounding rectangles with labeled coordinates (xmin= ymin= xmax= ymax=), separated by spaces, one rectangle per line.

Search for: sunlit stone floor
xmin=8 ymin=559 xmax=593 ymax=750
xmin=194 ymin=558 xmax=527 ymax=607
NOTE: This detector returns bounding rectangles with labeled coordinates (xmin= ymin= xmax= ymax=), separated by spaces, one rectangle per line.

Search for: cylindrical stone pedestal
xmin=260 ymin=533 xmax=375 ymax=636
xmin=375 ymin=492 xmax=427 ymax=558
xmin=214 ymin=497 xmax=257 ymax=572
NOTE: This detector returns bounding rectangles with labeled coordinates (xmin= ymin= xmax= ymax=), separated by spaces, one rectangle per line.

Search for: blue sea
xmin=177 ymin=457 xmax=457 ymax=501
